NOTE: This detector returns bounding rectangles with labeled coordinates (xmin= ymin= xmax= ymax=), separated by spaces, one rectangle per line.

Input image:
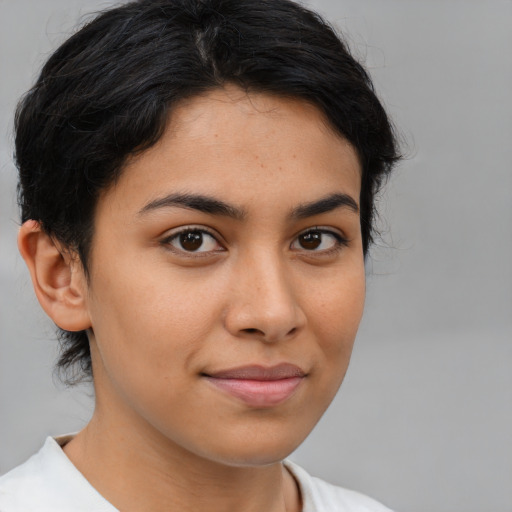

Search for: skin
xmin=19 ymin=86 xmax=365 ymax=512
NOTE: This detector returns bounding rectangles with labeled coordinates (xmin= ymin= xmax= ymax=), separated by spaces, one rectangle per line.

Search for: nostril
xmin=240 ymin=326 xmax=298 ymax=338
xmin=242 ymin=328 xmax=264 ymax=335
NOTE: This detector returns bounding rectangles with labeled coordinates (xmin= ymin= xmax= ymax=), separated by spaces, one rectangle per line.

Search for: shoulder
xmin=0 ymin=436 xmax=116 ymax=512
xmin=284 ymin=460 xmax=393 ymax=512
xmin=0 ymin=439 xmax=50 ymax=512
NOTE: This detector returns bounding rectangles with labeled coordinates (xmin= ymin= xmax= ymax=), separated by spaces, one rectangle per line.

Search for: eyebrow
xmin=138 ymin=191 xmax=358 ymax=220
xmin=138 ymin=193 xmax=246 ymax=220
xmin=290 ymin=193 xmax=359 ymax=219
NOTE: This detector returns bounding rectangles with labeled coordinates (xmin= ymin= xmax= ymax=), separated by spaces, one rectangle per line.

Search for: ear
xmin=18 ymin=220 xmax=91 ymax=332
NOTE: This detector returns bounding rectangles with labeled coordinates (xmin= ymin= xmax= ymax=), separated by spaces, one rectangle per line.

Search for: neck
xmin=63 ymin=410 xmax=301 ymax=512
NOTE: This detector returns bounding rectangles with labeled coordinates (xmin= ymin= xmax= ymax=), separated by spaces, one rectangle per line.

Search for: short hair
xmin=15 ymin=0 xmax=400 ymax=382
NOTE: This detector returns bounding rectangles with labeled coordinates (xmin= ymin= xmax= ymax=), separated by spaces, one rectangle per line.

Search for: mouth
xmin=202 ymin=363 xmax=306 ymax=407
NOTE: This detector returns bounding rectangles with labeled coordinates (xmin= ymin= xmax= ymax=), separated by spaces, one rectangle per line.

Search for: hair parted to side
xmin=15 ymin=0 xmax=400 ymax=383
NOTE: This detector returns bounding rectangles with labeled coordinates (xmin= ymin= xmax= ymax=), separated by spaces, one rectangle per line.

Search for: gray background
xmin=1 ymin=1 xmax=511 ymax=511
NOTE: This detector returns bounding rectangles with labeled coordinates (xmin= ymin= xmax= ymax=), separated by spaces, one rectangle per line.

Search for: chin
xmin=192 ymin=425 xmax=309 ymax=468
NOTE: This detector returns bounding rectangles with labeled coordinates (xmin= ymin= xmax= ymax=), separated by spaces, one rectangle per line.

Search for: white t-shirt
xmin=0 ymin=436 xmax=392 ymax=512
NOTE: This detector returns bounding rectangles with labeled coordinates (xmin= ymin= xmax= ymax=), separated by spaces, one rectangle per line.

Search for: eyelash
xmin=160 ymin=226 xmax=349 ymax=257
xmin=291 ymin=228 xmax=349 ymax=256
xmin=161 ymin=226 xmax=224 ymax=257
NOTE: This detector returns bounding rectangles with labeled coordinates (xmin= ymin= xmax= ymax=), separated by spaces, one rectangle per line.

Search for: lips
xmin=203 ymin=363 xmax=306 ymax=407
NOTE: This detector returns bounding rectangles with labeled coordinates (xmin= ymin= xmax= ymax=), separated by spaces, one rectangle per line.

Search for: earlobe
xmin=18 ymin=220 xmax=91 ymax=332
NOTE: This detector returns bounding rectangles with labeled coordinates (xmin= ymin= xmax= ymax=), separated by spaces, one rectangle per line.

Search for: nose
xmin=223 ymin=252 xmax=306 ymax=343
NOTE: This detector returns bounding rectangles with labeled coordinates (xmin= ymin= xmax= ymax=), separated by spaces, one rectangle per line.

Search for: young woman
xmin=0 ymin=0 xmax=399 ymax=510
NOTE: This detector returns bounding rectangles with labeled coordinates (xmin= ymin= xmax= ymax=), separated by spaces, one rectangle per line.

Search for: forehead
xmin=165 ymin=86 xmax=340 ymax=143
xmin=100 ymin=86 xmax=361 ymax=217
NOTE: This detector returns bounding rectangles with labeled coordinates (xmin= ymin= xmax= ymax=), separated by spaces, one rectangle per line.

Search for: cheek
xmin=86 ymin=265 xmax=225 ymax=430
xmin=305 ymin=264 xmax=366 ymax=392
xmin=311 ymin=268 xmax=366 ymax=344
xmin=86 ymin=259 xmax=224 ymax=382
xmin=91 ymin=249 xmax=213 ymax=325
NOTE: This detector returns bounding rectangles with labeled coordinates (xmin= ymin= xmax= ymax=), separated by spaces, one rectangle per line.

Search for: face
xmin=84 ymin=86 xmax=365 ymax=466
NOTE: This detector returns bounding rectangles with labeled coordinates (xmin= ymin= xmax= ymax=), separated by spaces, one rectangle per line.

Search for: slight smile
xmin=203 ymin=363 xmax=307 ymax=407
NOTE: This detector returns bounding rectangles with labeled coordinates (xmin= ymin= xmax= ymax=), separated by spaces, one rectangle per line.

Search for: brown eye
xmin=165 ymin=228 xmax=222 ymax=254
xmin=291 ymin=229 xmax=346 ymax=253
xmin=180 ymin=231 xmax=204 ymax=251
xmin=298 ymin=231 xmax=322 ymax=250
